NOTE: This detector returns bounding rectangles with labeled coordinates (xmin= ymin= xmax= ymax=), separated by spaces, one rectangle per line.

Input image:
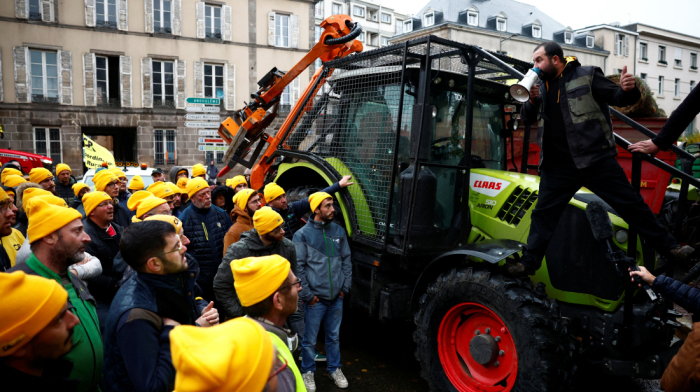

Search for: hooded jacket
xmin=211 ymin=185 xmax=234 ymax=216
xmin=55 ymin=175 xmax=77 ymax=205
xmin=520 ymin=57 xmax=641 ymax=169
xmin=168 ymin=166 xmax=189 ymax=183
xmin=223 ymin=205 xmax=253 ymax=254
xmin=213 ymin=229 xmax=296 ymax=320
xmin=12 ymin=182 xmax=42 ymax=237
xmin=179 ymin=203 xmax=232 ymax=301
xmin=293 ymin=219 xmax=351 ymax=302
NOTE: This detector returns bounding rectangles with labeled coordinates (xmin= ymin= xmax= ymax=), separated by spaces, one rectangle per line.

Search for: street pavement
xmin=305 ymin=307 xmax=665 ymax=392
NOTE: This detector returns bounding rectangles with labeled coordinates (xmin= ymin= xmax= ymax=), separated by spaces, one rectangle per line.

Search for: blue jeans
xmin=301 ymin=296 xmax=343 ymax=373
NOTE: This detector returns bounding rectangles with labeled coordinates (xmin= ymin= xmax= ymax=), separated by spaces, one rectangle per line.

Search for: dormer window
xmin=467 ymin=6 xmax=478 ymax=26
xmin=493 ymin=12 xmax=507 ymax=32
xmin=424 ymin=10 xmax=434 ymax=27
xmin=565 ymin=31 xmax=573 ymax=44
xmin=531 ymin=20 xmax=542 ymax=38
xmin=586 ymin=35 xmax=594 ymax=48
xmin=497 ymin=18 xmax=506 ymax=31
xmin=404 ymin=19 xmax=413 ymax=33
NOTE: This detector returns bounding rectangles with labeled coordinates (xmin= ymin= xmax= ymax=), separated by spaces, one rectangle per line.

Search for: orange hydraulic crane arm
xmin=216 ymin=15 xmax=363 ymax=187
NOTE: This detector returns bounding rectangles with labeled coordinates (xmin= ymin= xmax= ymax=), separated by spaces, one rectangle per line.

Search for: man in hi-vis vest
xmin=507 ymin=41 xmax=693 ymax=276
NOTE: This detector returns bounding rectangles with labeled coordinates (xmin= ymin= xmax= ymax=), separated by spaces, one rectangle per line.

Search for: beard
xmin=538 ymin=62 xmax=558 ymax=81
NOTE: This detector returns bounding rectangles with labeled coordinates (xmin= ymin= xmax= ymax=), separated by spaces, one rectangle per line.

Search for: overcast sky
xmin=379 ymin=0 xmax=700 ymax=38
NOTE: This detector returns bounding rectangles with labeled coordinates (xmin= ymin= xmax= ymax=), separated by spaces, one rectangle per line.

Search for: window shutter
xmin=196 ymin=2 xmax=205 ymax=39
xmin=175 ymin=59 xmax=186 ymax=109
xmin=57 ymin=50 xmax=73 ymax=105
xmin=141 ymin=57 xmax=153 ymax=108
xmin=144 ymin=0 xmax=154 ymax=33
xmin=117 ymin=0 xmax=128 ymax=31
xmin=194 ymin=61 xmax=204 ymax=98
xmin=291 ymin=77 xmax=300 ymax=107
xmin=614 ymin=33 xmax=619 ymax=55
xmin=291 ymin=14 xmax=299 ymax=49
xmin=172 ymin=0 xmax=182 ymax=36
xmin=15 ymin=0 xmax=29 ymax=19
xmin=119 ymin=55 xmax=132 ymax=108
xmin=13 ymin=46 xmax=30 ymax=103
xmin=224 ymin=63 xmax=235 ymax=110
xmin=0 ymin=50 xmax=4 ymax=103
xmin=223 ymin=5 xmax=232 ymax=41
xmin=83 ymin=52 xmax=97 ymax=106
xmin=624 ymin=36 xmax=629 ymax=57
xmin=675 ymin=48 xmax=683 ymax=60
xmin=41 ymin=0 xmax=54 ymax=22
xmin=85 ymin=0 xmax=96 ymax=27
xmin=268 ymin=12 xmax=275 ymax=46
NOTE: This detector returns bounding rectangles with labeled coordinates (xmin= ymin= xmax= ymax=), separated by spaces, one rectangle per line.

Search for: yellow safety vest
xmin=268 ymin=332 xmax=306 ymax=392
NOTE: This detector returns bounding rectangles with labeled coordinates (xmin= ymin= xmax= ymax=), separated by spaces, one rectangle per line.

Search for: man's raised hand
xmin=620 ymin=66 xmax=636 ymax=92
xmin=339 ymin=175 xmax=354 ymax=188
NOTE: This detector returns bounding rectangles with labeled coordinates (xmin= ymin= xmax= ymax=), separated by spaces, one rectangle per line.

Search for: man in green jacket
xmin=9 ymin=198 xmax=104 ymax=392
xmin=233 ymin=255 xmax=306 ymax=391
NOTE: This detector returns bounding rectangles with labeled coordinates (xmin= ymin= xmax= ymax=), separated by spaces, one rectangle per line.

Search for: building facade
xmin=0 ymin=0 xmax=318 ymax=176
xmin=574 ymin=23 xmax=638 ymax=76
xmin=389 ymin=0 xmax=609 ymax=69
xmin=313 ymin=0 xmax=406 ymax=52
xmin=622 ymin=23 xmax=700 ymax=134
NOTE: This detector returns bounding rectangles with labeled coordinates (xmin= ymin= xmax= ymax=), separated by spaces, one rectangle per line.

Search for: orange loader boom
xmin=216 ymin=15 xmax=363 ymax=190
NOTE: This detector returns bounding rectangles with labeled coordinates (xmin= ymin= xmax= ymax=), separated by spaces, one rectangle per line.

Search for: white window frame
xmin=274 ymin=13 xmax=290 ymax=48
xmin=639 ymin=42 xmax=648 ymax=60
xmin=205 ymin=4 xmax=222 ymax=39
xmin=332 ymin=3 xmax=342 ymax=15
xmin=659 ymin=45 xmax=666 ymax=63
xmin=496 ymin=17 xmax=506 ymax=32
xmin=564 ymin=31 xmax=573 ymax=44
xmin=152 ymin=60 xmax=175 ymax=106
xmin=640 ymin=73 xmax=647 ymax=83
xmin=154 ymin=0 xmax=173 ymax=34
xmin=616 ymin=35 xmax=624 ymax=56
xmin=403 ymin=19 xmax=412 ymax=33
xmin=95 ymin=55 xmax=109 ymax=105
xmin=395 ymin=20 xmax=403 ymax=34
xmin=30 ymin=50 xmax=59 ymax=103
xmin=691 ymin=52 xmax=698 ymax=69
xmin=586 ymin=35 xmax=594 ymax=48
xmin=353 ymin=6 xmax=365 ymax=18
xmin=381 ymin=36 xmax=389 ymax=46
xmin=467 ymin=11 xmax=478 ymax=26
xmin=281 ymin=85 xmax=291 ymax=106
xmin=315 ymin=2 xmax=323 ymax=19
xmin=658 ymin=76 xmax=664 ymax=96
xmin=315 ymin=25 xmax=322 ymax=43
xmin=675 ymin=78 xmax=681 ymax=97
xmin=203 ymin=63 xmax=224 ymax=99
xmin=154 ymin=129 xmax=177 ymax=166
xmin=357 ymin=31 xmax=365 ymax=43
xmin=34 ymin=127 xmax=62 ymax=163
xmin=28 ymin=0 xmax=43 ymax=20
xmin=424 ymin=11 xmax=434 ymax=27
xmin=381 ymin=13 xmax=391 ymax=23
xmin=532 ymin=25 xmax=541 ymax=38
xmin=96 ymin=0 xmax=118 ymax=28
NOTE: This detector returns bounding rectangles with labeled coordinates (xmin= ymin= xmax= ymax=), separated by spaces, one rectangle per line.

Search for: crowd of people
xmin=0 ymin=161 xmax=353 ymax=392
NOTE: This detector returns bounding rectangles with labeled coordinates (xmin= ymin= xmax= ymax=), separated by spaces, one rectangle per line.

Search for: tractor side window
xmin=472 ymin=101 xmax=505 ymax=170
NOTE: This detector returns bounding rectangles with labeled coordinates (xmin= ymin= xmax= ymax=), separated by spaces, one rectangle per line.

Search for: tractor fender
xmin=409 ymin=239 xmax=525 ymax=313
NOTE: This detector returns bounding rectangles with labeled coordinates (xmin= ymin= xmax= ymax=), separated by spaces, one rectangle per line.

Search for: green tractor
xmin=250 ymin=36 xmax=692 ymax=391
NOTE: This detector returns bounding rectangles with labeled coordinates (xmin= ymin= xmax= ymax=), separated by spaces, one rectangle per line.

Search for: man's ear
xmin=145 ymin=257 xmax=162 ymax=273
xmin=43 ymin=232 xmax=59 ymax=246
xmin=272 ymin=292 xmax=284 ymax=311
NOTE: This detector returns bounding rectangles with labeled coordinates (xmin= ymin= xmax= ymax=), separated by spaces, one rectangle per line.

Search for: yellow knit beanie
xmin=29 ymin=168 xmax=53 ymax=184
xmin=149 ymin=181 xmax=174 ymax=199
xmin=26 ymin=199 xmax=82 ymax=243
xmin=1 ymin=168 xmax=23 ymax=184
xmin=309 ymin=192 xmax=332 ymax=212
xmin=32 ymin=194 xmax=68 ymax=208
xmin=82 ymin=191 xmax=112 ymax=217
xmin=92 ymin=170 xmax=118 ymax=192
xmin=128 ymin=191 xmax=167 ymax=219
xmin=144 ymin=215 xmax=183 ymax=234
xmin=166 ymin=182 xmax=182 ymax=195
xmin=170 ymin=318 xmax=274 ymax=392
xmin=22 ymin=188 xmax=53 ymax=207
xmin=231 ymin=255 xmax=290 ymax=306
xmin=56 ymin=163 xmax=71 ymax=175
xmin=232 ymin=189 xmax=255 ymax=207
xmin=228 ymin=175 xmax=247 ymax=190
xmin=72 ymin=183 xmax=91 ymax=198
xmin=129 ymin=175 xmax=145 ymax=191
xmin=0 ymin=271 xmax=68 ymax=357
xmin=177 ymin=177 xmax=189 ymax=192
xmin=110 ymin=168 xmax=126 ymax=179
xmin=192 ymin=163 xmax=206 ymax=178
xmin=263 ymin=182 xmax=285 ymax=202
xmin=0 ymin=188 xmax=8 ymax=205
xmin=186 ymin=177 xmax=209 ymax=199
xmin=252 ymin=206 xmax=283 ymax=235
xmin=3 ymin=175 xmax=26 ymax=188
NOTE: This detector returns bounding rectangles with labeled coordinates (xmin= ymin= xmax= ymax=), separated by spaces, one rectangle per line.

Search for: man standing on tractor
xmin=508 ymin=41 xmax=694 ymax=276
xmin=264 ymin=175 xmax=353 ymax=241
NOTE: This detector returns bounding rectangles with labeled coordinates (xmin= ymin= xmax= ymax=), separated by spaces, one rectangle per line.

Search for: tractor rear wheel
xmin=414 ymin=268 xmax=576 ymax=392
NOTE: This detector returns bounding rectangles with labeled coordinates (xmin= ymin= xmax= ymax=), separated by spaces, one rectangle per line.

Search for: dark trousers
xmin=522 ymin=156 xmax=678 ymax=270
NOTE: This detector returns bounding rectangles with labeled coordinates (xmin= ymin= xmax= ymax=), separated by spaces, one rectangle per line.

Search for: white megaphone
xmin=510 ymin=68 xmax=541 ymax=103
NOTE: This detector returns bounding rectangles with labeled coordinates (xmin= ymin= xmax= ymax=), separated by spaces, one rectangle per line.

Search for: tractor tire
xmin=413 ymin=267 xmax=576 ymax=392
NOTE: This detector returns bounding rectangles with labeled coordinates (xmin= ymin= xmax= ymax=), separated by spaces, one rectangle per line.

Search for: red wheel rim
xmin=438 ymin=303 xmax=518 ymax=391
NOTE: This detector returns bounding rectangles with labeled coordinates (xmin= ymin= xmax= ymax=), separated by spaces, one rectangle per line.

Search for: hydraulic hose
xmin=324 ymin=20 xmax=362 ymax=45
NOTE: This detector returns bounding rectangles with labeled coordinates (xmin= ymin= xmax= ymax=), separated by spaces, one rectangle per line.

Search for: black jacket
xmin=213 ymin=229 xmax=297 ymax=320
xmin=112 ymin=200 xmax=131 ymax=229
xmin=55 ymin=176 xmax=77 ymax=205
xmin=653 ymin=275 xmax=700 ymax=314
xmin=0 ymin=359 xmax=80 ymax=392
xmin=83 ymin=217 xmax=124 ymax=304
xmin=653 ymin=83 xmax=700 ymax=150
xmin=521 ymin=58 xmax=641 ymax=169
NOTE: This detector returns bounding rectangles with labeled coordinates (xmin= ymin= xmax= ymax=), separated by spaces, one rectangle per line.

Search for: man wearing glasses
xmin=103 ymin=220 xmax=218 ymax=392
xmin=215 ymin=207 xmax=296 ymax=322
xmin=92 ymin=169 xmax=131 ymax=228
xmin=232 ymin=255 xmax=306 ymax=391
xmin=110 ymin=168 xmax=133 ymax=218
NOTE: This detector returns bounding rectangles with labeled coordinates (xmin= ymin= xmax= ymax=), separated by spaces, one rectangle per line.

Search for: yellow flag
xmin=82 ymin=134 xmax=116 ymax=169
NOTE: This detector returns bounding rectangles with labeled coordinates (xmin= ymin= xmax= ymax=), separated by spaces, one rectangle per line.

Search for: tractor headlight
xmin=615 ymin=230 xmax=629 ymax=244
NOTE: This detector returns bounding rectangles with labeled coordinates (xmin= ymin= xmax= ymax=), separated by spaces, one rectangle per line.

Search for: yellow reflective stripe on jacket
xmin=269 ymin=332 xmax=307 ymax=392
